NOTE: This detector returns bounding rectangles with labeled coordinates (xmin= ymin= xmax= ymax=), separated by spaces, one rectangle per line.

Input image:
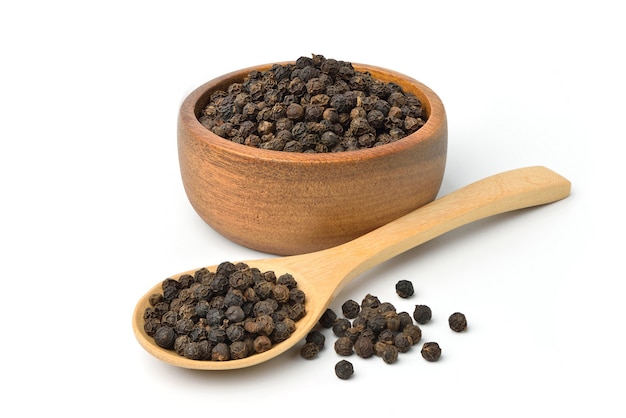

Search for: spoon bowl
xmin=133 ymin=166 xmax=571 ymax=370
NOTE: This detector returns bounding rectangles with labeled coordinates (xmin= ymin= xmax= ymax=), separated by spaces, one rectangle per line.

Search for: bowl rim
xmin=179 ymin=61 xmax=446 ymax=164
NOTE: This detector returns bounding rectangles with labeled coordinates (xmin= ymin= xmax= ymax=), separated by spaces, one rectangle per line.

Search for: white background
xmin=2 ymin=1 xmax=623 ymax=416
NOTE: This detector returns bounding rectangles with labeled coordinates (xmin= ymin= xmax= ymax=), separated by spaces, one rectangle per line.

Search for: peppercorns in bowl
xmin=178 ymin=54 xmax=447 ymax=255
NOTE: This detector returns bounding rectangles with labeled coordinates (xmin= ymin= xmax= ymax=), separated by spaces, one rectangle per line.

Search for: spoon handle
xmin=326 ymin=166 xmax=571 ymax=283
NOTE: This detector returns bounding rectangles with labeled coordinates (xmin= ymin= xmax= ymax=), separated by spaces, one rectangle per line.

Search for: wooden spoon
xmin=133 ymin=166 xmax=570 ymax=370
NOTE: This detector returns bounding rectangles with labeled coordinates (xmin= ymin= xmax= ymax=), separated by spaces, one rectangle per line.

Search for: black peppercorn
xmin=361 ymin=293 xmax=380 ymax=309
xmin=255 ymin=314 xmax=275 ymax=336
xmin=449 ymin=312 xmax=467 ymax=332
xmin=277 ymin=273 xmax=297 ymax=288
xmin=377 ymin=301 xmax=396 ymax=314
xmin=225 ymin=305 xmax=245 ymax=322
xmin=206 ymin=307 xmax=225 ymax=327
xmin=381 ymin=345 xmax=399 ymax=364
xmin=253 ymin=335 xmax=272 ymax=353
xmin=154 ymin=326 xmax=176 ymax=349
xmin=184 ymin=342 xmax=205 ymax=360
xmin=143 ymin=317 xmax=160 ymax=336
xmin=341 ymin=299 xmax=360 ymax=319
xmin=226 ymin=324 xmax=245 ymax=342
xmin=161 ymin=311 xmax=178 ymax=328
xmin=319 ymin=308 xmax=337 ymax=328
xmin=377 ymin=328 xmax=395 ymax=345
xmin=175 ymin=318 xmax=194 ymax=335
xmin=367 ymin=315 xmax=387 ymax=334
xmin=271 ymin=284 xmax=290 ymax=304
xmin=397 ymin=311 xmax=414 ymax=330
xmin=335 ymin=360 xmax=354 ymax=380
xmin=270 ymin=321 xmax=292 ymax=343
xmin=395 ymin=280 xmax=415 ymax=298
xmin=211 ymin=342 xmax=231 ymax=361
xmin=253 ymin=300 xmax=276 ymax=317
xmin=421 ymin=342 xmax=442 ymax=362
xmin=332 ymin=318 xmax=352 ymax=337
xmin=334 ymin=336 xmax=354 ymax=356
xmin=229 ymin=341 xmax=248 ymax=360
xmin=305 ymin=330 xmax=326 ymax=349
xmin=343 ymin=327 xmax=361 ymax=343
xmin=288 ymin=302 xmax=306 ymax=321
xmin=173 ymin=335 xmax=188 ymax=356
xmin=394 ymin=332 xmax=413 ymax=353
xmin=384 ymin=311 xmax=401 ymax=332
xmin=300 ymin=342 xmax=320 ymax=360
xmin=402 ymin=324 xmax=422 ymax=346
xmin=413 ymin=304 xmax=432 ymax=324
xmin=148 ymin=293 xmax=164 ymax=306
xmin=353 ymin=336 xmax=374 ymax=358
xmin=282 ymin=318 xmax=296 ymax=334
xmin=208 ymin=328 xmax=227 ymax=344
xmin=374 ymin=341 xmax=387 ymax=357
xmin=289 ymin=288 xmax=306 ymax=304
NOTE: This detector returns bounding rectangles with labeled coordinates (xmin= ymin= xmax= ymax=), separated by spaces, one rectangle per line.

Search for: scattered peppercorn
xmin=381 ymin=345 xmax=399 ymax=364
xmin=421 ymin=342 xmax=442 ymax=362
xmin=334 ymin=336 xmax=354 ymax=356
xmin=318 ymin=308 xmax=337 ymax=328
xmin=305 ymin=330 xmax=326 ymax=349
xmin=299 ymin=278 xmax=469 ymax=377
xmin=395 ymin=280 xmax=415 ymax=298
xmin=341 ymin=299 xmax=360 ymax=319
xmin=143 ymin=262 xmax=306 ymax=361
xmin=199 ymin=54 xmax=427 ymax=153
xmin=413 ymin=304 xmax=432 ymax=324
xmin=335 ymin=360 xmax=354 ymax=380
xmin=299 ymin=329 xmax=326 ymax=360
xmin=448 ymin=312 xmax=467 ymax=332
xmin=300 ymin=342 xmax=320 ymax=360
xmin=323 ymin=292 xmax=427 ymax=366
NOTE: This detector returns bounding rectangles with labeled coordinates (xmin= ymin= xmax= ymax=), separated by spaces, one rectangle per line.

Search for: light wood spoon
xmin=133 ymin=166 xmax=571 ymax=370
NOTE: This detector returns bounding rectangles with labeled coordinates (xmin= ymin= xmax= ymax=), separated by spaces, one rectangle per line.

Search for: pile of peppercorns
xmin=198 ymin=54 xmax=427 ymax=153
xmin=299 ymin=279 xmax=467 ymax=380
xmin=143 ymin=262 xmax=306 ymax=362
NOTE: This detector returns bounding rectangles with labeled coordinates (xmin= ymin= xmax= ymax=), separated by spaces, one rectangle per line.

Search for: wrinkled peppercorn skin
xmin=335 ymin=360 xmax=354 ymax=380
xmin=395 ymin=280 xmax=415 ymax=298
xmin=421 ymin=342 xmax=442 ymax=362
xmin=198 ymin=55 xmax=427 ymax=153
xmin=143 ymin=262 xmax=307 ymax=362
xmin=449 ymin=312 xmax=467 ymax=332
xmin=413 ymin=305 xmax=432 ymax=324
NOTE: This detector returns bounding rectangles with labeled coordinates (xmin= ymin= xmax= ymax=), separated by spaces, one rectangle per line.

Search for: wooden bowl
xmin=178 ymin=62 xmax=447 ymax=256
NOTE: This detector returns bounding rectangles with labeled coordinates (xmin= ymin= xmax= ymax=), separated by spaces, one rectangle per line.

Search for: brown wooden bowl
xmin=178 ymin=62 xmax=447 ymax=256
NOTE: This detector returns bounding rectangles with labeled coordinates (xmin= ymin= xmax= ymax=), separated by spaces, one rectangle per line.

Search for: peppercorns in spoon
xmin=133 ymin=166 xmax=570 ymax=370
